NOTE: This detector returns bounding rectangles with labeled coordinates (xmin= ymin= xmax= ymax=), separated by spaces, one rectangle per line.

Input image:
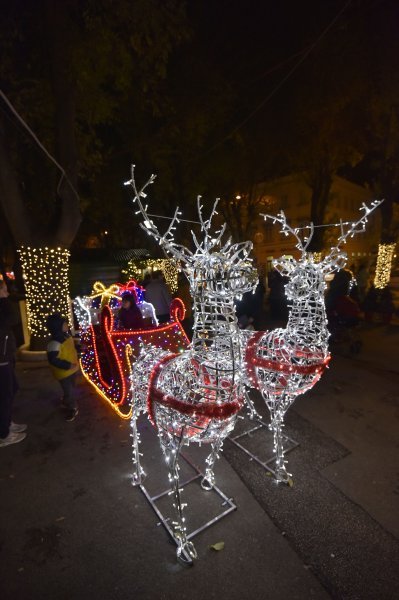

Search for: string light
xmin=126 ymin=166 xmax=257 ymax=562
xmin=18 ymin=247 xmax=71 ymax=341
xmin=374 ymin=243 xmax=395 ymax=289
xmin=243 ymin=200 xmax=382 ymax=483
xmin=122 ymin=258 xmax=179 ymax=292
xmin=124 ymin=166 xmax=383 ymax=559
xmin=73 ymin=280 xmax=189 ymax=418
xmin=312 ymin=251 xmax=322 ymax=263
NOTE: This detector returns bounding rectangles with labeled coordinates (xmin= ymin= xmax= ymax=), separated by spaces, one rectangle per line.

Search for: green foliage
xmin=0 ymin=0 xmax=190 ymax=246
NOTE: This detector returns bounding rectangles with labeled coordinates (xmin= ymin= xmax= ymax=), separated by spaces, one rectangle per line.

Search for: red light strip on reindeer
xmin=146 ymin=353 xmax=243 ymax=427
xmin=244 ymin=331 xmax=331 ymax=389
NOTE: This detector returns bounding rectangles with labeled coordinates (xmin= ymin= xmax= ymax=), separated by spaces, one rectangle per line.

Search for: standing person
xmin=140 ymin=272 xmax=152 ymax=290
xmin=144 ymin=270 xmax=172 ymax=324
xmin=362 ymin=284 xmax=379 ymax=322
xmin=252 ymin=276 xmax=266 ymax=329
xmin=326 ymin=269 xmax=361 ymax=328
xmin=267 ymin=269 xmax=288 ymax=321
xmin=379 ymin=286 xmax=395 ymax=324
xmin=355 ymin=262 xmax=369 ymax=303
xmin=137 ymin=297 xmax=158 ymax=328
xmin=0 ymin=279 xmax=27 ymax=447
xmin=46 ymin=313 xmax=79 ymax=422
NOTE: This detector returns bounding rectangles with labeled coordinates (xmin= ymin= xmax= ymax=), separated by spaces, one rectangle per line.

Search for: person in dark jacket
xmin=0 ymin=279 xmax=27 ymax=447
xmin=326 ymin=269 xmax=361 ymax=328
xmin=267 ymin=269 xmax=289 ymax=321
xmin=117 ymin=291 xmax=144 ymax=330
xmin=46 ymin=313 xmax=79 ymax=422
xmin=144 ymin=271 xmax=172 ymax=324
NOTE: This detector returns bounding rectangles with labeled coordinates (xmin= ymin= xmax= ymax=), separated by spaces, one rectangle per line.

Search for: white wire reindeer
xmin=124 ymin=166 xmax=257 ymax=562
xmin=242 ymin=200 xmax=382 ymax=483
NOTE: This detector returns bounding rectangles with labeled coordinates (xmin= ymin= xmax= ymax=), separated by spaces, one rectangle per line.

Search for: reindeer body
xmin=126 ymin=168 xmax=256 ymax=561
xmin=242 ymin=259 xmax=331 ymax=481
xmin=242 ymin=202 xmax=382 ymax=482
xmin=132 ymin=271 xmax=245 ymax=449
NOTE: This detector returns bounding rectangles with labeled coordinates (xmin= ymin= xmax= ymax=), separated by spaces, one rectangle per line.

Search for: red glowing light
xmin=79 ymin=297 xmax=190 ymax=417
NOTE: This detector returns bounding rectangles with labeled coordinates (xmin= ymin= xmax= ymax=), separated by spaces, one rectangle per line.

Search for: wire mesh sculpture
xmin=242 ymin=200 xmax=382 ymax=483
xmin=125 ymin=166 xmax=257 ymax=562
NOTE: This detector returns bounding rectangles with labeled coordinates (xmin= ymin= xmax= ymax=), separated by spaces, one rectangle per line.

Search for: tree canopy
xmin=0 ymin=0 xmax=190 ymax=252
xmin=1 ymin=0 xmax=398 ymax=257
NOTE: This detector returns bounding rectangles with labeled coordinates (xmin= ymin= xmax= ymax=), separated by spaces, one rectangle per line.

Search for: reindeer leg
xmin=131 ymin=402 xmax=145 ymax=486
xmin=201 ymin=437 xmax=223 ymax=491
xmin=244 ymin=388 xmax=262 ymax=420
xmin=164 ymin=428 xmax=197 ymax=563
xmin=269 ymin=397 xmax=292 ymax=484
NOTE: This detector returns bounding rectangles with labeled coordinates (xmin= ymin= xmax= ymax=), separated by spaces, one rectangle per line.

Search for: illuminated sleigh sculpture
xmin=125 ymin=167 xmax=257 ymax=562
xmin=241 ymin=200 xmax=382 ymax=483
xmin=74 ymin=280 xmax=190 ymax=418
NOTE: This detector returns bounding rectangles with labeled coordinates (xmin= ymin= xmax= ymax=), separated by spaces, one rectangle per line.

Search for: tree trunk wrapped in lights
xmin=0 ymin=2 xmax=188 ymax=352
xmin=374 ymin=243 xmax=396 ymax=289
xmin=18 ymin=247 xmax=72 ymax=350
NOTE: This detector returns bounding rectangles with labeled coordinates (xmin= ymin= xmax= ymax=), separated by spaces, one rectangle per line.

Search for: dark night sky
xmin=188 ymin=1 xmax=348 ymax=84
xmin=182 ymin=0 xmax=396 ymax=133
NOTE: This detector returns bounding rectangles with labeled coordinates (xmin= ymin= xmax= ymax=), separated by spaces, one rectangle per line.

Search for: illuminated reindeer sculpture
xmin=125 ymin=167 xmax=257 ymax=561
xmin=242 ymin=201 xmax=382 ymax=483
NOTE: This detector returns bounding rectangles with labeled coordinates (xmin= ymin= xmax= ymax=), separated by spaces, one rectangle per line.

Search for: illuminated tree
xmin=0 ymin=0 xmax=188 ymax=348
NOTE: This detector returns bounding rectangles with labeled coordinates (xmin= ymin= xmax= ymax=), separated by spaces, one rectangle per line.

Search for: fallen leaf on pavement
xmin=210 ymin=541 xmax=225 ymax=551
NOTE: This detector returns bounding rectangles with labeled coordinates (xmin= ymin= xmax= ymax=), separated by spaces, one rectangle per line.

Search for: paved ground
xmin=0 ymin=322 xmax=398 ymax=599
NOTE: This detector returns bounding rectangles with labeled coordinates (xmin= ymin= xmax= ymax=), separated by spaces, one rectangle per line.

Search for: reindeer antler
xmin=335 ymin=200 xmax=383 ymax=248
xmin=190 ymin=196 xmax=228 ymax=254
xmin=124 ymin=165 xmax=192 ymax=263
xmin=126 ymin=165 xmax=256 ymax=266
xmin=262 ymin=199 xmax=383 ymax=260
xmin=321 ymin=199 xmax=383 ymax=271
xmin=260 ymin=210 xmax=311 ymax=254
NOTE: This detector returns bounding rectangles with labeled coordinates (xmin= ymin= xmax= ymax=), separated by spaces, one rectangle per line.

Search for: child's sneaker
xmin=65 ymin=407 xmax=78 ymax=422
xmin=0 ymin=431 xmax=27 ymax=447
xmin=10 ymin=421 xmax=27 ymax=433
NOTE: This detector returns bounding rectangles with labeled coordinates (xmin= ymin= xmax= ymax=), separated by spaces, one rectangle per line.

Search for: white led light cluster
xmin=18 ymin=246 xmax=71 ymax=341
xmin=242 ymin=200 xmax=382 ymax=482
xmin=126 ymin=166 xmax=257 ymax=562
xmin=374 ymin=242 xmax=395 ymax=289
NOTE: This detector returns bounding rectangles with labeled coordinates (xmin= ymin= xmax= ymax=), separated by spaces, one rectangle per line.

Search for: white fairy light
xmin=72 ymin=279 xmax=189 ymax=419
xmin=374 ymin=243 xmax=395 ymax=289
xmin=73 ymin=296 xmax=92 ymax=331
xmin=18 ymin=246 xmax=71 ymax=340
xmin=242 ymin=200 xmax=382 ymax=483
xmin=122 ymin=258 xmax=179 ymax=293
xmin=126 ymin=166 xmax=257 ymax=562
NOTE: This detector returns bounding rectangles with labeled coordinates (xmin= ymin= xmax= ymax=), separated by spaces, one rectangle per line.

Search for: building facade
xmin=250 ymin=174 xmax=382 ymax=278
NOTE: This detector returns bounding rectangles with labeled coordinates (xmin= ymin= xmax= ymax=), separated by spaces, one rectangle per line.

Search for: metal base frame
xmin=138 ymin=452 xmax=237 ymax=564
xmin=228 ymin=415 xmax=299 ymax=477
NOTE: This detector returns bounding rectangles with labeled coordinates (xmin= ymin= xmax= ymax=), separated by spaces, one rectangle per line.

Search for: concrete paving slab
xmin=0 ymin=362 xmax=329 ymax=600
xmin=224 ymin=401 xmax=399 ymax=600
xmin=295 ymin=338 xmax=399 ymax=538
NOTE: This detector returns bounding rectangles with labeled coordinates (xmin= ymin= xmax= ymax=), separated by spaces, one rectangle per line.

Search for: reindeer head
xmin=125 ymin=166 xmax=257 ymax=302
xmin=261 ymin=200 xmax=382 ymax=302
xmin=190 ymin=238 xmax=257 ymax=301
